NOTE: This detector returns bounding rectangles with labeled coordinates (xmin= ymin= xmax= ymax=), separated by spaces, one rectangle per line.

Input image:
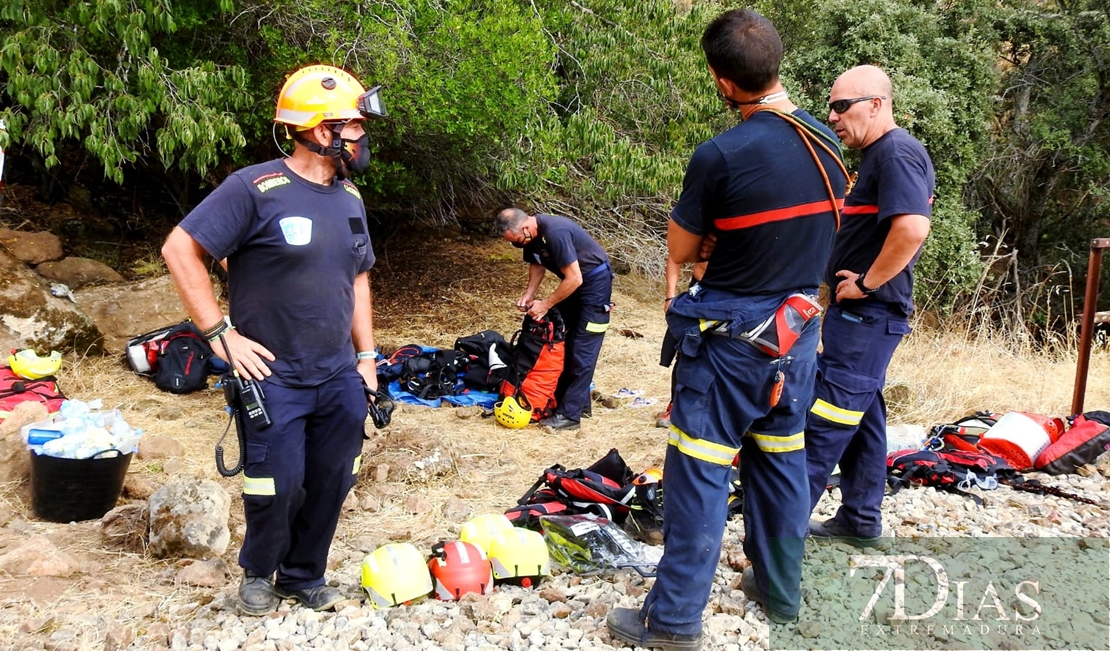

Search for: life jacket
xmin=0 ymin=366 xmax=66 ymax=422
xmin=499 ymin=310 xmax=565 ymax=422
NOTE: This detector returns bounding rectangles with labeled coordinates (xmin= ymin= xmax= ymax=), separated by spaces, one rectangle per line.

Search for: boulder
xmin=148 ymin=477 xmax=231 ymax=559
xmin=35 ymin=257 xmax=126 ymax=288
xmin=74 ymin=274 xmax=189 ymax=354
xmin=0 ymin=228 xmax=64 ymax=265
xmin=0 ymin=247 xmax=102 ymax=354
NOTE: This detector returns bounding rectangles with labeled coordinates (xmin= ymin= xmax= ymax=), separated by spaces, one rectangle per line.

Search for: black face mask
xmin=511 ymin=241 xmax=525 ymax=249
xmin=342 ymin=134 xmax=371 ymax=173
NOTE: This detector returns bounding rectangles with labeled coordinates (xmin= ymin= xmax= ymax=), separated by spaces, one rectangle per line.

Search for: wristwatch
xmin=855 ymin=272 xmax=879 ymax=296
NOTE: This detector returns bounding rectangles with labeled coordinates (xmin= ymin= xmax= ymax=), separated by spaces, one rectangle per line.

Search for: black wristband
xmin=855 ymin=273 xmax=879 ymax=296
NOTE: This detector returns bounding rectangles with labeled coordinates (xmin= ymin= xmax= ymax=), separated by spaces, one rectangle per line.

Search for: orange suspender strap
xmin=753 ymin=107 xmax=850 ymax=231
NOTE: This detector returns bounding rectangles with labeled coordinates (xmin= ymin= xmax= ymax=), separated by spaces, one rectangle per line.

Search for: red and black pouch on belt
xmin=739 ymin=293 xmax=822 ymax=358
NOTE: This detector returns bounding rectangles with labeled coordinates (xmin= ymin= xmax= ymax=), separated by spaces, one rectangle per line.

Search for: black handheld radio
xmin=215 ymin=331 xmax=271 ymax=477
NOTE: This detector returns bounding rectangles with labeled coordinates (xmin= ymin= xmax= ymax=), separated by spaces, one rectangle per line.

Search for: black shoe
xmin=539 ymin=413 xmax=580 ymax=431
xmin=606 ymin=607 xmax=702 ymax=651
xmin=741 ymin=567 xmax=797 ymax=625
xmin=275 ymin=583 xmax=345 ymax=611
xmin=808 ymin=517 xmax=882 ymax=548
xmin=582 ymin=406 xmax=593 ymax=419
xmin=238 ymin=572 xmax=279 ymax=616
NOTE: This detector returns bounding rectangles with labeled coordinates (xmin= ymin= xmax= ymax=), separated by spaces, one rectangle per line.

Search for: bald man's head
xmin=827 ymin=65 xmax=897 ymax=149
xmin=836 ymin=65 xmax=892 ymax=99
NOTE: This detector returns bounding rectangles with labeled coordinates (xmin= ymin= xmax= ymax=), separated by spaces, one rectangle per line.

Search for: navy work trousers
xmin=238 ymin=367 xmax=366 ymax=590
xmin=643 ymin=292 xmax=818 ymax=634
xmin=553 ymin=269 xmax=612 ymax=421
xmin=805 ymin=301 xmax=910 ymax=536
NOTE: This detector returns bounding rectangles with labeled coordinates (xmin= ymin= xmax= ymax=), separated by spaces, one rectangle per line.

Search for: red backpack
xmin=0 ymin=366 xmax=66 ymax=422
xmin=1034 ymin=412 xmax=1110 ymax=475
xmin=499 ymin=310 xmax=565 ymax=422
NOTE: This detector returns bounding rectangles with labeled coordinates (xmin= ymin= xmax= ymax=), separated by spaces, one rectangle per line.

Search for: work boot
xmin=539 ymin=413 xmax=580 ymax=431
xmin=275 ymin=583 xmax=345 ymax=611
xmin=655 ymin=402 xmax=673 ymax=428
xmin=238 ymin=572 xmax=279 ymax=616
xmin=606 ymin=607 xmax=702 ymax=651
xmin=808 ymin=517 xmax=882 ymax=548
xmin=740 ymin=567 xmax=797 ymax=625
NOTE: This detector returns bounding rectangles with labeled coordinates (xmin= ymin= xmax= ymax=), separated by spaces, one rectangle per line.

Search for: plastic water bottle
xmin=26 ymin=428 xmax=64 ymax=446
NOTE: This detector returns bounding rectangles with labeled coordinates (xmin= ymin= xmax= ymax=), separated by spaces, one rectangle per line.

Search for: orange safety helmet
xmin=428 ymin=541 xmax=494 ymax=601
xmin=274 ymin=65 xmax=385 ymax=130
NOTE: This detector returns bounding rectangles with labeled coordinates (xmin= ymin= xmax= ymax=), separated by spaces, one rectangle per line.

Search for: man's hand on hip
xmin=214 ymin=328 xmax=275 ymax=382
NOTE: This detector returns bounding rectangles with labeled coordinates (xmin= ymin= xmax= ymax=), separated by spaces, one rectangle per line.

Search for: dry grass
xmin=1 ymin=232 xmax=1108 ymax=648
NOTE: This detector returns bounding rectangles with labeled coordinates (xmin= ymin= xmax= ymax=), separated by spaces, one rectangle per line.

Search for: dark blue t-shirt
xmin=521 ymin=214 xmax=609 ymax=279
xmin=179 ymin=159 xmax=374 ymax=387
xmin=827 ymin=128 xmax=935 ymax=315
xmin=672 ymin=109 xmax=845 ymax=295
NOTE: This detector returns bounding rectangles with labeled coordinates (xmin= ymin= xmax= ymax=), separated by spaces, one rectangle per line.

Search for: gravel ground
xmin=24 ymin=458 xmax=1102 ymax=651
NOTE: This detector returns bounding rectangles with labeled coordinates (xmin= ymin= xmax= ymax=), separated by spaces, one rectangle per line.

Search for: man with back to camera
xmin=496 ymin=208 xmax=613 ymax=431
xmin=606 ymin=9 xmax=847 ymax=648
xmin=805 ymin=65 xmax=934 ymax=546
xmin=161 ymin=65 xmax=387 ymax=615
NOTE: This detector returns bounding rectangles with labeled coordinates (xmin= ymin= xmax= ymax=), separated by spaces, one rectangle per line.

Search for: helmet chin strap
xmin=292 ymin=122 xmax=355 ymax=179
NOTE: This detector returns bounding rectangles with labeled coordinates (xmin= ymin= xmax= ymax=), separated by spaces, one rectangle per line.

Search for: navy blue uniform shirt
xmin=828 ymin=128 xmax=935 ymax=315
xmin=521 ymin=214 xmax=609 ymax=279
xmin=672 ymin=109 xmax=844 ymax=295
xmin=180 ymin=159 xmax=374 ymax=387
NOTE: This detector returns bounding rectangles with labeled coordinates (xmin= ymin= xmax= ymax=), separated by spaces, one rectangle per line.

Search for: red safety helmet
xmin=428 ymin=541 xmax=494 ymax=601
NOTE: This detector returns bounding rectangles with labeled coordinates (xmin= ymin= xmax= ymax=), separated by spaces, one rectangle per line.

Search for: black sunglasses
xmin=828 ymin=96 xmax=883 ymax=114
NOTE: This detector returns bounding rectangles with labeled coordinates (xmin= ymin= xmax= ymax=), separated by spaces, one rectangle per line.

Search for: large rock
xmin=0 ymin=228 xmax=64 ymax=265
xmin=0 ymin=247 xmax=102 ymax=354
xmin=35 ymin=257 xmax=126 ymax=288
xmin=74 ymin=275 xmax=189 ymax=354
xmin=0 ymin=535 xmax=80 ymax=577
xmin=148 ymin=477 xmax=231 ymax=560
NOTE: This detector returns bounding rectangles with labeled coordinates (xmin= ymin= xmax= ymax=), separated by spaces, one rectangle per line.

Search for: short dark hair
xmin=701 ymin=9 xmax=783 ymax=94
xmin=495 ymin=207 xmax=528 ymax=234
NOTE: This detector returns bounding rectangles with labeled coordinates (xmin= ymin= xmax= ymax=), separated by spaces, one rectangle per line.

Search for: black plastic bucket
xmin=29 ymin=450 xmax=133 ymax=522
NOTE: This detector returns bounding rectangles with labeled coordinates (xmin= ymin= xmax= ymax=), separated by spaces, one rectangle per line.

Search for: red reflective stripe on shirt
xmin=714 ymin=198 xmax=845 ymax=231
xmin=842 ymin=204 xmax=879 ymax=216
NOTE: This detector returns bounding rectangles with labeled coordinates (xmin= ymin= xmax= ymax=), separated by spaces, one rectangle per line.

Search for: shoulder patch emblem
xmin=342 ymin=181 xmax=362 ymax=199
xmin=253 ymin=172 xmax=291 ymax=194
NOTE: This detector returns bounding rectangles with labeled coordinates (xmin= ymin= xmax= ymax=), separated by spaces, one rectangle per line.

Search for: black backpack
xmin=399 ymin=350 xmax=462 ymax=399
xmin=153 ymin=322 xmax=214 ymax=394
xmin=454 ymin=330 xmax=511 ymax=392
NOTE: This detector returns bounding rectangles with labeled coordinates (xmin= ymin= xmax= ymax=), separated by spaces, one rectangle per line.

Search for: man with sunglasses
xmin=608 ymin=9 xmax=846 ymax=647
xmin=805 ymin=65 xmax=934 ymax=547
xmin=162 ymin=65 xmax=387 ymax=615
xmin=495 ymin=207 xmax=613 ymax=431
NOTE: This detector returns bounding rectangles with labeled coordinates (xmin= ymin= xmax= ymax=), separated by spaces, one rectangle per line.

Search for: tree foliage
xmin=0 ymin=0 xmax=251 ymax=184
xmin=760 ymin=0 xmax=999 ymax=309
xmin=2 ymin=0 xmax=1109 ymax=323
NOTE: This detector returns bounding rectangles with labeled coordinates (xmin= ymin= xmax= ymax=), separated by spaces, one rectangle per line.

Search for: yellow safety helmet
xmin=274 ymin=65 xmax=385 ymax=130
xmin=494 ymin=395 xmax=532 ymax=429
xmin=459 ymin=513 xmax=516 ymax=554
xmin=8 ymin=349 xmax=62 ymax=380
xmin=487 ymin=527 xmax=550 ymax=587
xmin=361 ymin=542 xmax=432 ymax=608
